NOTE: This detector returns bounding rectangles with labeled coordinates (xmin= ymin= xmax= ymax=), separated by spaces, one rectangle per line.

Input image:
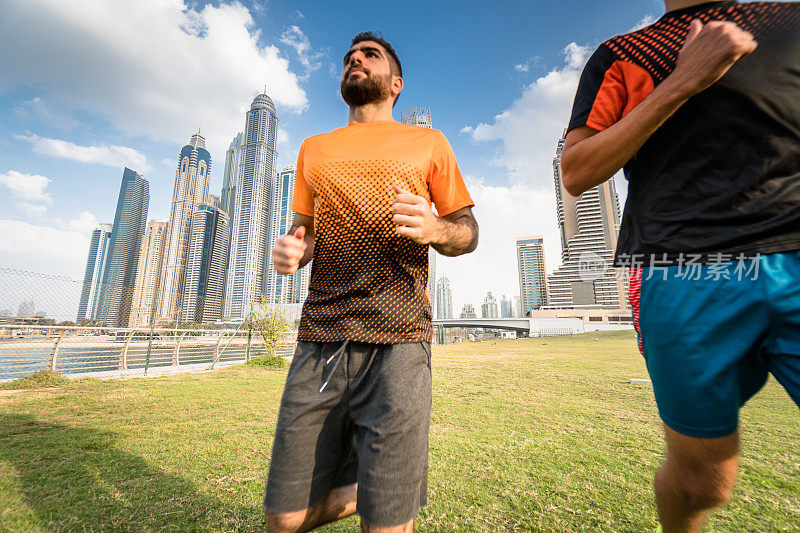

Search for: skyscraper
xmin=400 ymin=107 xmax=438 ymax=309
xmin=460 ymin=303 xmax=477 ymax=319
xmin=435 ymin=276 xmax=453 ymax=319
xmin=129 ymin=220 xmax=168 ymax=328
xmin=500 ymin=295 xmax=514 ymax=318
xmin=224 ymin=92 xmax=279 ymax=321
xmin=221 ymin=132 xmax=243 ymax=219
xmin=481 ymin=292 xmax=499 ymax=318
xmin=264 ymin=164 xmax=310 ymax=305
xmin=547 ymin=131 xmax=627 ymax=308
xmin=159 ymin=132 xmax=212 ymax=323
xmin=182 ymin=197 xmax=230 ymax=324
xmin=98 ymin=167 xmax=149 ymax=327
xmin=77 ymin=223 xmax=113 ymax=322
xmin=517 ymin=236 xmax=547 ymax=315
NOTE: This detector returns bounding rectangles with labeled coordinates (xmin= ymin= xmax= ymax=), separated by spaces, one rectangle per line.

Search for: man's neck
xmin=348 ymin=101 xmax=395 ymax=124
xmin=664 ymin=0 xmax=726 ymax=13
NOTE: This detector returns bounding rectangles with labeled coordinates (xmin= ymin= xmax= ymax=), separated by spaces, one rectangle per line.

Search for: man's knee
xmin=266 ymin=510 xmax=307 ymax=533
xmin=660 ymin=426 xmax=740 ymax=511
xmin=670 ymin=468 xmax=736 ymax=510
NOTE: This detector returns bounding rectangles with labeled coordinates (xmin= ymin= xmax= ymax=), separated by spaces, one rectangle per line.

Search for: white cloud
xmin=0 ymin=170 xmax=53 ymax=215
xmin=0 ymin=0 xmax=308 ymax=162
xmin=513 ymin=56 xmax=542 ymax=74
xmin=0 ymin=219 xmax=90 ymax=277
xmin=280 ymin=25 xmax=323 ymax=77
xmin=464 ymin=42 xmax=591 ymax=189
xmin=630 ymin=14 xmax=658 ymax=32
xmin=459 ymin=43 xmax=612 ymax=273
xmin=13 ymin=97 xmax=78 ymax=129
xmin=438 ymin=177 xmax=561 ymax=314
xmin=68 ymin=211 xmax=98 ymax=235
xmin=16 ymin=134 xmax=152 ymax=173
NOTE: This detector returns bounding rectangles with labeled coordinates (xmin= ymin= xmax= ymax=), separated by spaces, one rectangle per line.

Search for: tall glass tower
xmin=159 ymin=131 xmax=211 ymax=323
xmin=98 ymin=167 xmax=149 ymax=327
xmin=435 ymin=276 xmax=453 ymax=319
xmin=182 ymin=197 xmax=230 ymax=324
xmin=400 ymin=106 xmax=437 ymax=310
xmin=547 ymin=131 xmax=627 ymax=308
xmin=516 ymin=235 xmax=547 ymax=315
xmin=77 ymin=223 xmax=113 ymax=322
xmin=224 ymin=92 xmax=278 ymax=321
xmin=264 ymin=164 xmax=310 ymax=305
xmin=129 ymin=220 xmax=168 ymax=328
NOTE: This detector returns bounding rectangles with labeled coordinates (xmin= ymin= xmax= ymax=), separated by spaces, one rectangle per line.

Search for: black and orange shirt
xmin=569 ymin=1 xmax=800 ymax=264
xmin=292 ymin=121 xmax=473 ymax=343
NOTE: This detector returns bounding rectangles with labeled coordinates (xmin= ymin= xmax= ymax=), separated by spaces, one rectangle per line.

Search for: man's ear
xmin=392 ymin=76 xmax=403 ymax=99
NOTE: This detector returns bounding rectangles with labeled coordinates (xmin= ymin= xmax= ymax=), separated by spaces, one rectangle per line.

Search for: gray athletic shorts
xmin=264 ymin=340 xmax=432 ymax=528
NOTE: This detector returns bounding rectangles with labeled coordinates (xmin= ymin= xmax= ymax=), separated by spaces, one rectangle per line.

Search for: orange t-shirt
xmin=292 ymin=120 xmax=474 ymax=343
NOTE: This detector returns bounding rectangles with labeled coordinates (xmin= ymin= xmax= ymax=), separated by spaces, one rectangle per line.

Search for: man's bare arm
xmin=272 ymin=213 xmax=315 ymax=274
xmin=392 ymin=186 xmax=478 ymax=257
xmin=430 ymin=206 xmax=479 ymax=257
xmin=562 ymin=20 xmax=757 ymax=197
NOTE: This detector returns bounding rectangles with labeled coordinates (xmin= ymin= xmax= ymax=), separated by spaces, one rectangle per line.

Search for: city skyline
xmin=0 ymin=0 xmax=660 ymax=315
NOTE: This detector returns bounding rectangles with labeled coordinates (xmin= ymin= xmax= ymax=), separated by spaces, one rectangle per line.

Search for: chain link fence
xmin=0 ymin=268 xmax=297 ymax=381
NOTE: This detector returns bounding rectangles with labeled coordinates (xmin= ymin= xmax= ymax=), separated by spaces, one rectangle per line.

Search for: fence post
xmin=174 ymin=332 xmax=187 ymax=366
xmin=246 ymin=327 xmax=252 ymax=363
xmin=48 ymin=333 xmax=63 ymax=371
xmin=120 ymin=330 xmax=134 ymax=371
xmin=214 ymin=332 xmax=223 ymax=363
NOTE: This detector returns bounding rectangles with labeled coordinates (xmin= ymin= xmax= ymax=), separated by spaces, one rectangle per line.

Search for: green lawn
xmin=0 ymin=331 xmax=797 ymax=531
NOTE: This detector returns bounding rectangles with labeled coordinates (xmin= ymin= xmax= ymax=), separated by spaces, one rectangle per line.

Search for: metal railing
xmin=0 ymin=325 xmax=295 ymax=381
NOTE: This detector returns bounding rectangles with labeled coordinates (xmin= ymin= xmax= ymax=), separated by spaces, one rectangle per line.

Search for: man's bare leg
xmin=654 ymin=425 xmax=740 ymax=532
xmin=361 ymin=519 xmax=414 ymax=533
xmin=267 ymin=483 xmax=357 ymax=533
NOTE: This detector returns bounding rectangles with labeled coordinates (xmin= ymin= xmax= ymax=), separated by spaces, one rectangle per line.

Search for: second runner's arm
xmin=562 ymin=19 xmax=758 ymax=197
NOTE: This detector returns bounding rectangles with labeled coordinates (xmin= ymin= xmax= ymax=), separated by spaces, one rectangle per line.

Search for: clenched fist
xmin=392 ymin=186 xmax=440 ymax=245
xmin=670 ymin=19 xmax=758 ymax=97
xmin=272 ymin=226 xmax=307 ymax=274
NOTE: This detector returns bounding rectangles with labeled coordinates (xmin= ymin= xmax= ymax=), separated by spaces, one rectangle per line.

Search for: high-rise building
xmin=460 ymin=303 xmax=477 ymax=319
xmin=224 ymin=92 xmax=279 ymax=321
xmin=77 ymin=223 xmax=113 ymax=322
xmin=481 ymin=292 xmax=499 ymax=318
xmin=159 ymin=132 xmax=212 ymax=323
xmin=264 ymin=164 xmax=310 ymax=305
xmin=98 ymin=167 xmax=149 ymax=327
xmin=517 ymin=236 xmax=547 ymax=315
xmin=547 ymin=131 xmax=627 ymax=308
xmin=400 ymin=107 xmax=432 ymax=128
xmin=129 ymin=220 xmax=168 ymax=328
xmin=400 ymin=107 xmax=437 ymax=309
xmin=221 ymin=132 xmax=243 ymax=219
xmin=17 ymin=300 xmax=35 ymax=318
xmin=181 ymin=197 xmax=230 ymax=324
xmin=513 ymin=295 xmax=523 ymax=318
xmin=435 ymin=276 xmax=453 ymax=319
xmin=500 ymin=295 xmax=514 ymax=318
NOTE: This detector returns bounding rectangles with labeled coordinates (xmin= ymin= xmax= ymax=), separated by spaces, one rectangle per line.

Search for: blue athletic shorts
xmin=631 ymin=250 xmax=800 ymax=438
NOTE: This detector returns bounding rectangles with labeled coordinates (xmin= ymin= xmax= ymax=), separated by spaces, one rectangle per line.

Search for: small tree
xmin=248 ymin=295 xmax=292 ymax=367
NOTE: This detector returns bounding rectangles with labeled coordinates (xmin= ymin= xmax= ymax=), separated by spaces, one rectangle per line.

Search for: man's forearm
xmin=430 ymin=215 xmax=478 ymax=257
xmin=562 ymin=79 xmax=690 ymax=196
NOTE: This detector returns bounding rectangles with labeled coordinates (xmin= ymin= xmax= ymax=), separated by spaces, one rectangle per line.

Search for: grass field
xmin=0 ymin=331 xmax=797 ymax=531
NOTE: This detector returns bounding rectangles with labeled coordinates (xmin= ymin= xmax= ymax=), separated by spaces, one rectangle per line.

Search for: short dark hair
xmin=350 ymin=31 xmax=402 ymax=78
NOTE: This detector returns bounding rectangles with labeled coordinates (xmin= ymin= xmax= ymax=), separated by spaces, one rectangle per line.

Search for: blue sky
xmin=0 ymin=0 xmax=664 ymax=313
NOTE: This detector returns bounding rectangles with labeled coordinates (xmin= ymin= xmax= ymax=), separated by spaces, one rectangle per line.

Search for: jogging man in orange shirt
xmin=264 ymin=32 xmax=478 ymax=532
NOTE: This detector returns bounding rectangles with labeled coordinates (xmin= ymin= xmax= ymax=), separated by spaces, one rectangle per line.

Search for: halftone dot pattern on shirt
xmin=299 ymin=159 xmax=433 ymax=343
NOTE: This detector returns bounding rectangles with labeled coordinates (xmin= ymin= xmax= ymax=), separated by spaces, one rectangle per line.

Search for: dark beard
xmin=340 ymin=71 xmax=392 ymax=107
